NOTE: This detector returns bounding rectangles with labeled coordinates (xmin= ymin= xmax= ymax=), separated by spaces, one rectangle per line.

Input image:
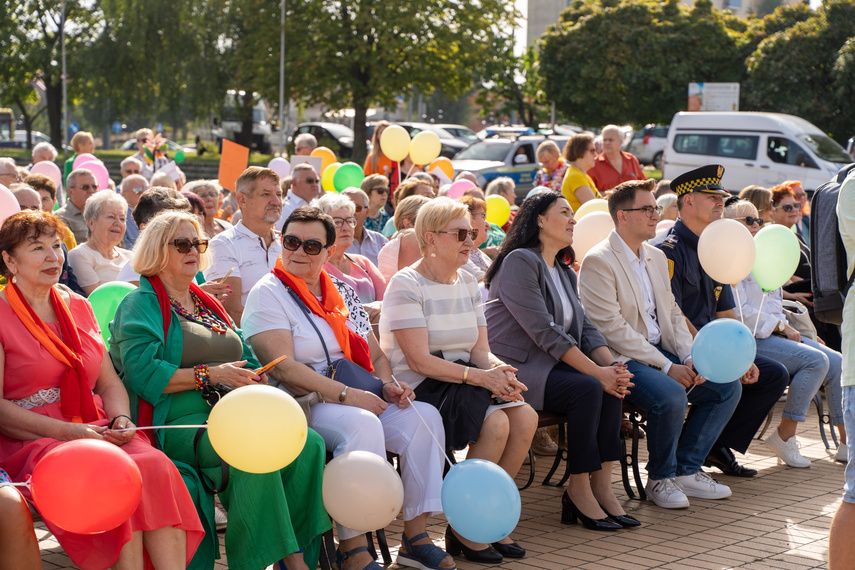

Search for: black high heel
xmin=560 ymin=491 xmax=621 ymax=530
xmin=598 ymin=502 xmax=642 ymax=528
xmin=444 ymin=525 xmax=503 ymax=563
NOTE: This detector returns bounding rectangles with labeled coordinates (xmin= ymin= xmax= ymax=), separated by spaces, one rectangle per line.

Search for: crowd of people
xmin=0 ymin=123 xmax=852 ymax=570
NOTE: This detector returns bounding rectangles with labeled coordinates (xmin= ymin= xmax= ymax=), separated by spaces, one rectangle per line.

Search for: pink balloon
xmin=268 ymin=157 xmax=291 ymax=179
xmin=0 ymin=184 xmax=22 ymax=228
xmin=446 ymin=180 xmax=476 ymax=200
xmin=78 ymin=161 xmax=111 ymax=191
xmin=30 ymin=161 xmax=63 ymax=189
xmin=72 ymin=153 xmax=97 ymax=170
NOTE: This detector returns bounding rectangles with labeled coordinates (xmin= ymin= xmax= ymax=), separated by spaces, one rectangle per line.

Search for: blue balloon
xmin=691 ymin=319 xmax=756 ymax=383
xmin=525 ymin=186 xmax=551 ymax=200
xmin=441 ymin=459 xmax=521 ymax=543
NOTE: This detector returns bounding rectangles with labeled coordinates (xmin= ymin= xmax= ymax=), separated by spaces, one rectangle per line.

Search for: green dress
xmin=109 ymin=277 xmax=331 ymax=570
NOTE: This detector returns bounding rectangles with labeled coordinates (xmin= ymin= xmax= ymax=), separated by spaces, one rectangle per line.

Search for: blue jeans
xmin=624 ymin=349 xmax=741 ymax=480
xmin=843 ymin=386 xmax=855 ymax=504
xmin=756 ymin=335 xmax=843 ymax=425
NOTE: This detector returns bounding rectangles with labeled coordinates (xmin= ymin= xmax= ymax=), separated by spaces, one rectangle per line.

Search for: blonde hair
xmin=132 ymin=211 xmax=211 ymax=276
xmin=724 ymin=199 xmax=759 ymax=220
xmin=394 ymin=195 xmax=430 ymax=231
xmin=414 ymin=197 xmax=469 ymax=254
xmin=536 ymin=140 xmax=561 ymax=160
xmin=70 ymin=131 xmax=94 ymax=154
xmin=738 ymin=185 xmax=771 ymax=217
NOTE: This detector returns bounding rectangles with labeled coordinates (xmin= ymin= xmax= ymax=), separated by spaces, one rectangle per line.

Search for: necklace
xmin=168 ymin=291 xmax=228 ymax=334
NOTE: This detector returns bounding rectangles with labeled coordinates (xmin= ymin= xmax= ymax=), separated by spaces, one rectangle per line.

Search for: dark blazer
xmin=485 ymin=247 xmax=607 ymax=409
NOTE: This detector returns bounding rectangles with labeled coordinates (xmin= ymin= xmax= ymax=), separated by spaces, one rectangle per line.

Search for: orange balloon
xmin=428 ymin=157 xmax=454 ymax=180
xmin=310 ymin=147 xmax=337 ymax=173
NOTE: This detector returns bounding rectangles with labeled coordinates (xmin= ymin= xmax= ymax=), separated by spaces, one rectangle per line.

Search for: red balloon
xmin=30 ymin=439 xmax=142 ymax=534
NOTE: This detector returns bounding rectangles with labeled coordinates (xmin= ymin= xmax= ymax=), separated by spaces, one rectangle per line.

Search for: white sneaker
xmin=675 ymin=471 xmax=732 ymax=499
xmin=645 ymin=477 xmax=689 ymax=509
xmin=215 ymin=506 xmax=228 ymax=531
xmin=765 ymin=431 xmax=811 ymax=468
xmin=836 ymin=445 xmax=848 ymax=463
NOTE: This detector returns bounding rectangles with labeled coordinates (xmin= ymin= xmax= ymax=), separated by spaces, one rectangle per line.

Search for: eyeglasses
xmin=169 ymin=238 xmax=209 ymax=254
xmin=71 ymin=184 xmax=97 ymax=191
xmin=372 ymin=187 xmax=390 ymax=195
xmin=775 ymin=203 xmax=798 ymax=212
xmin=332 ymin=216 xmax=357 ymax=228
xmin=131 ymin=185 xmax=149 ymax=194
xmin=282 ymin=234 xmax=327 ymax=255
xmin=0 ymin=171 xmax=21 ymax=181
xmin=742 ymin=216 xmax=765 ymax=227
xmin=353 ymin=205 xmax=364 ymax=213
xmin=298 ymin=177 xmax=320 ymax=184
xmin=621 ymin=205 xmax=663 ymax=218
xmin=587 ymin=148 xmax=596 ymax=154
xmin=436 ymin=229 xmax=479 ymax=241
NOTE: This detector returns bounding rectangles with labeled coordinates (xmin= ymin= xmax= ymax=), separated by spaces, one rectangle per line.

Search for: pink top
xmin=324 ymin=254 xmax=387 ymax=303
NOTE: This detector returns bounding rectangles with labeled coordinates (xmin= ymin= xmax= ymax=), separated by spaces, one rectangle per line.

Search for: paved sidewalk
xmin=38 ymin=400 xmax=843 ymax=569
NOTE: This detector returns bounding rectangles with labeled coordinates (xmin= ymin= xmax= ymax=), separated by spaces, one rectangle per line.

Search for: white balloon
xmin=322 ymin=451 xmax=404 ymax=532
xmin=268 ymin=157 xmax=291 ymax=179
xmin=572 ymin=211 xmax=614 ymax=261
xmin=575 ymin=198 xmax=608 ymax=220
xmin=697 ymin=218 xmax=756 ymax=285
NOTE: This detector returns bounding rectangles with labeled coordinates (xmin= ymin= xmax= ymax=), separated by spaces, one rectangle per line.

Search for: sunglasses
xmin=299 ymin=177 xmax=320 ymax=184
xmin=742 ymin=216 xmax=765 ymax=227
xmin=72 ymin=184 xmax=97 ymax=191
xmin=282 ymin=234 xmax=327 ymax=255
xmin=170 ymin=238 xmax=209 ymax=254
xmin=372 ymin=187 xmax=390 ymax=194
xmin=437 ymin=229 xmax=479 ymax=242
xmin=776 ymin=203 xmax=798 ymax=212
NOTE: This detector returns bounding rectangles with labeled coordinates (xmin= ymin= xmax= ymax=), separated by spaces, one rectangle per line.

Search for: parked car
xmin=365 ymin=122 xmax=469 ymax=159
xmin=432 ymin=123 xmax=479 ymax=146
xmin=625 ymin=124 xmax=669 ymax=169
xmin=664 ymin=112 xmax=852 ymax=192
xmin=451 ymin=135 xmax=570 ymax=203
xmin=477 ymin=125 xmax=536 ymax=140
xmin=0 ymin=130 xmax=52 ymax=149
xmin=290 ymin=122 xmax=355 ymax=158
xmin=847 ymin=135 xmax=854 ymax=158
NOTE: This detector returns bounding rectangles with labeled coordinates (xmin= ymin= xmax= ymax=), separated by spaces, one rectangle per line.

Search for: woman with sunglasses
xmin=109 ymin=211 xmax=331 ymax=570
xmin=380 ymin=198 xmax=537 ymax=563
xmin=361 ymin=175 xmax=392 ymax=233
xmin=243 ymin=206 xmax=453 ymax=570
xmin=560 ymin=133 xmax=603 ymax=212
xmin=317 ymin=193 xmax=386 ymax=303
xmin=725 ymin=199 xmax=846 ymax=467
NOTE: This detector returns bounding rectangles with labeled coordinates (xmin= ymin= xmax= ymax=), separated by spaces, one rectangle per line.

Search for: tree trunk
xmin=352 ymin=98 xmax=368 ymax=165
xmin=45 ymin=79 xmax=63 ymax=147
xmin=239 ymin=91 xmax=254 ymax=150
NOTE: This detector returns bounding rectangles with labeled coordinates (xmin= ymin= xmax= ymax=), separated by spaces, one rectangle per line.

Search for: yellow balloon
xmin=310 ymin=146 xmax=337 ymax=173
xmin=322 ymin=162 xmax=342 ymax=193
xmin=409 ymin=131 xmax=442 ymax=165
xmin=207 ymin=385 xmax=308 ymax=474
xmin=322 ymin=451 xmax=404 ymax=532
xmin=379 ymin=125 xmax=411 ymax=162
xmin=485 ymin=195 xmax=511 ymax=226
xmin=574 ymin=198 xmax=609 ymax=220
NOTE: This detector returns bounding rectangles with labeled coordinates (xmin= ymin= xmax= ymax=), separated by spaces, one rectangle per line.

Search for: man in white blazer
xmin=579 ymin=179 xmax=740 ymax=509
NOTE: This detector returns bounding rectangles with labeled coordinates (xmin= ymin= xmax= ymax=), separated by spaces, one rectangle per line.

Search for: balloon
xmin=379 ymin=125 xmax=411 ymax=162
xmin=656 ymin=219 xmax=676 ymax=233
xmin=174 ymin=150 xmax=186 ymax=163
xmin=575 ymin=198 xmax=608 ymax=220
xmin=78 ymin=160 xmax=111 ymax=191
xmin=72 ymin=153 xmax=97 ymax=170
xmin=322 ymin=451 xmax=404 ymax=532
xmin=697 ymin=218 xmax=756 ymax=285
xmin=268 ymin=157 xmax=291 ymax=179
xmin=30 ymin=440 xmax=142 ymax=534
xmin=30 ymin=161 xmax=63 ymax=189
xmin=310 ymin=147 xmax=337 ymax=173
xmin=322 ymin=162 xmax=342 ymax=194
xmin=752 ymin=224 xmax=801 ymax=292
xmin=409 ymin=131 xmax=442 ymax=165
xmin=485 ymin=195 xmax=511 ymax=226
xmin=428 ymin=157 xmax=454 ymax=180
xmin=0 ymin=184 xmax=21 ymax=229
xmin=207 ymin=384 xmax=308 ymax=473
xmin=441 ymin=459 xmax=521 ymax=544
xmin=446 ymin=180 xmax=476 ymax=200
xmin=89 ymin=282 xmax=136 ymax=349
xmin=691 ymin=319 xmax=756 ymax=383
xmin=525 ymin=186 xmax=551 ymax=200
xmin=333 ymin=162 xmax=365 ymax=193
xmin=572 ymin=211 xmax=614 ymax=261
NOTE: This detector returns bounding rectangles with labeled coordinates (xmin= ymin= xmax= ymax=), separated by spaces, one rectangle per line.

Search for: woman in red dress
xmin=0 ymin=210 xmax=203 ymax=570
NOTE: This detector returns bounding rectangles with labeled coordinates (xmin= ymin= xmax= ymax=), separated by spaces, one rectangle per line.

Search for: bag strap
xmin=285 ymin=286 xmax=333 ymax=367
xmin=194 ymin=426 xmax=229 ymax=494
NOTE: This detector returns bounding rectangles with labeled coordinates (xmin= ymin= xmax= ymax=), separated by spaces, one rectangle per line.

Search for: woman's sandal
xmin=397 ymin=532 xmax=457 ymax=570
xmin=336 ymin=546 xmax=382 ymax=570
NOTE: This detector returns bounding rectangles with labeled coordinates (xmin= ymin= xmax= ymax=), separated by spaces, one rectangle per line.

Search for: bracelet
xmin=462 ymin=366 xmax=470 ymax=385
xmin=194 ymin=364 xmax=211 ymax=390
xmin=109 ymin=414 xmax=132 ymax=429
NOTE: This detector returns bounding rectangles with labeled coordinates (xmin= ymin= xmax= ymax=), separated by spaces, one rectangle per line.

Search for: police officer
xmin=656 ymin=165 xmax=788 ymax=477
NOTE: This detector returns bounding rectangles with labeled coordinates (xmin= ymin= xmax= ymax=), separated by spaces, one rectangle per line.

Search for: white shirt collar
xmin=615 ymin=232 xmax=645 ymax=266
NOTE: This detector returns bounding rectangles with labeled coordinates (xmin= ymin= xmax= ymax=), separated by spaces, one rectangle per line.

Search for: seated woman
xmin=560 ymin=133 xmax=602 ymax=212
xmin=456 ymin=195 xmax=493 ymax=284
xmin=242 ymin=207 xmax=453 ymax=570
xmin=317 ymin=193 xmax=386 ymax=303
xmin=382 ymin=179 xmax=435 ymax=237
xmin=66 ymin=190 xmax=133 ymax=295
xmin=0 ymin=210 xmax=203 ymax=570
xmin=380 ymin=198 xmax=538 ymax=562
xmin=533 ymin=140 xmax=569 ymax=192
xmin=377 ymin=195 xmax=431 ymax=282
xmin=109 ymin=211 xmax=329 ymax=570
xmin=725 ymin=199 xmax=846 ymax=466
xmin=483 ymin=191 xmax=636 ymax=531
xmin=183 ymin=180 xmax=232 ymax=238
xmin=739 ymin=185 xmax=773 ymax=225
xmin=0 ymin=468 xmax=40 ymax=570
xmin=360 ymin=175 xmax=391 ymax=233
xmin=656 ymin=193 xmax=678 ymax=221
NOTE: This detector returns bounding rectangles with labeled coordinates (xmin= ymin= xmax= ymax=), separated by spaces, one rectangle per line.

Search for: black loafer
xmin=704 ymin=446 xmax=757 ymax=477
xmin=491 ymin=541 xmax=526 ymax=558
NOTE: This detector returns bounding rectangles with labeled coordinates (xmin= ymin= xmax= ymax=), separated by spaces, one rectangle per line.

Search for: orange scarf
xmin=272 ymin=257 xmax=374 ymax=373
xmin=5 ymin=283 xmax=100 ymax=423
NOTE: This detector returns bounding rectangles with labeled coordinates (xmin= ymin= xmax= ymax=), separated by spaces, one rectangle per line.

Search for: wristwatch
xmin=776 ymin=320 xmax=786 ymax=333
xmin=338 ymin=386 xmax=349 ymax=403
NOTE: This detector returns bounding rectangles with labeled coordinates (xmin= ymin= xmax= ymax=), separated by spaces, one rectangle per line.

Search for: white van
xmin=663 ymin=112 xmax=852 ymax=191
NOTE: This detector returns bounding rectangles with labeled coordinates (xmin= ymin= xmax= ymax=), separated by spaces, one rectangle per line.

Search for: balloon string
xmin=391 ymin=376 xmax=455 ymax=469
xmin=405 ymin=164 xmax=416 ymax=179
xmin=2 ymin=482 xmax=29 ymax=488
xmin=397 ymin=161 xmax=401 ymax=188
xmin=112 ymin=424 xmax=207 ymax=433
xmin=752 ymin=292 xmax=767 ymax=337
xmin=734 ymin=285 xmax=744 ymax=324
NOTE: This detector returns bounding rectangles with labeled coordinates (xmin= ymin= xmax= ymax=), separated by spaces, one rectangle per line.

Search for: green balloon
xmin=751 ymin=225 xmax=801 ymax=292
xmin=332 ymin=162 xmax=365 ymax=193
xmin=88 ymin=282 xmax=137 ymax=350
xmin=174 ymin=150 xmax=186 ymax=163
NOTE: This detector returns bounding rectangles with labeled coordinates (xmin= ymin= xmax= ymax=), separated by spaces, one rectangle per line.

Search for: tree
xmin=0 ymin=7 xmax=45 ymax=149
xmin=476 ymin=42 xmax=550 ymax=128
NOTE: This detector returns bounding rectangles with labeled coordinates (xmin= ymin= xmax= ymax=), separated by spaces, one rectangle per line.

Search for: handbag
xmin=286 ymin=287 xmax=384 ymax=397
xmin=782 ymin=299 xmax=818 ymax=341
xmin=196 ymin=383 xmax=231 ymax=494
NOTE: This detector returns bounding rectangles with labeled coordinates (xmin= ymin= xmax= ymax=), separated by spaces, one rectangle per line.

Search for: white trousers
xmin=309 ymin=400 xmax=446 ymax=540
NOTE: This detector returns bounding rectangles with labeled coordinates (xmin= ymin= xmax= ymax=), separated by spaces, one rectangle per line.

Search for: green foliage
xmin=475 ymin=42 xmax=549 ymax=127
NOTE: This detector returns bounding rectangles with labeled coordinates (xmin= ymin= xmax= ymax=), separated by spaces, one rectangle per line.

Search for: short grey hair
xmin=602 ymin=125 xmax=622 ymax=138
xmin=150 ymin=172 xmax=177 ymax=189
xmin=83 ymin=190 xmax=128 ymax=224
xmin=0 ymin=157 xmax=16 ymax=174
xmin=120 ymin=156 xmax=143 ymax=172
xmin=32 ymin=142 xmax=58 ymax=161
xmin=67 ymin=168 xmax=95 ymax=188
xmin=486 ymin=177 xmax=514 ymax=197
xmin=292 ymin=163 xmax=317 ymax=178
xmin=342 ymin=187 xmax=369 ymax=207
xmin=183 ymin=179 xmax=221 ymax=196
xmin=317 ymin=192 xmax=356 ymax=216
xmin=656 ymin=193 xmax=677 ymax=211
xmin=294 ymin=133 xmax=318 ymax=151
